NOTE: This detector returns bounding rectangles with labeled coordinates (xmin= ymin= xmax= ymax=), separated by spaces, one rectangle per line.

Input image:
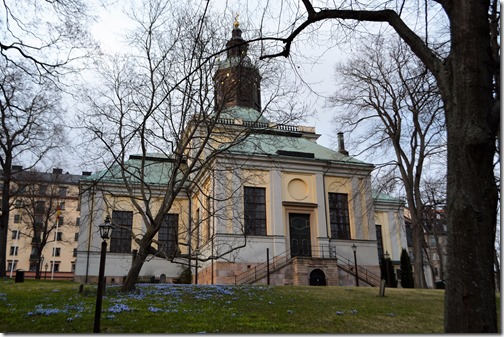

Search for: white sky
xmin=88 ymin=2 xmax=345 ymax=152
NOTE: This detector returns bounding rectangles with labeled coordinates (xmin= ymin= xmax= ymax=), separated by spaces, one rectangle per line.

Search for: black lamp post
xmin=93 ymin=216 xmax=113 ymax=333
xmin=384 ymin=251 xmax=391 ymax=287
xmin=44 ymin=263 xmax=48 ymax=280
xmin=351 ymin=243 xmax=359 ymax=287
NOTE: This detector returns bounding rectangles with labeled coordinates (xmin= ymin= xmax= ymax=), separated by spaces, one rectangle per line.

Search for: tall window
xmin=55 ymin=232 xmax=62 ymax=241
xmin=375 ymin=225 xmax=384 ymax=261
xmin=110 ymin=211 xmax=133 ymax=253
xmin=14 ymin=214 xmax=21 ymax=223
xmin=158 ymin=214 xmax=178 ymax=257
xmin=244 ymin=187 xmax=267 ymax=236
xmin=329 ymin=193 xmax=351 ymax=239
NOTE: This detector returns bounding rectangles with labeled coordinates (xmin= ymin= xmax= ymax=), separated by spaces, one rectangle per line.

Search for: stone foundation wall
xmin=195 ymin=258 xmax=380 ymax=287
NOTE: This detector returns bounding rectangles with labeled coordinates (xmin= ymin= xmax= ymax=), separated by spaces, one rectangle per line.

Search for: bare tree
xmin=0 ymin=62 xmax=66 ymax=277
xmin=422 ymin=177 xmax=447 ymax=286
xmin=244 ymin=0 xmax=499 ymax=331
xmin=78 ymin=0 xmax=306 ymax=292
xmin=0 ymin=0 xmax=98 ymax=79
xmin=329 ymin=36 xmax=446 ymax=288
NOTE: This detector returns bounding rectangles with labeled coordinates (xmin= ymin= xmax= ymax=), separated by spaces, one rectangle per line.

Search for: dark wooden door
xmin=289 ymin=213 xmax=311 ymax=257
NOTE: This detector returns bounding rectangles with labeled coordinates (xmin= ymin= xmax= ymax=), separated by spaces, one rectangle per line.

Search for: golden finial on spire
xmin=233 ymin=13 xmax=240 ymax=28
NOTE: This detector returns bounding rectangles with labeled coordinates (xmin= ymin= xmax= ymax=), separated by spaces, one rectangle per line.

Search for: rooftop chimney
xmin=82 ymin=171 xmax=92 ymax=176
xmin=338 ymin=132 xmax=349 ymax=156
xmin=53 ymin=168 xmax=63 ymax=174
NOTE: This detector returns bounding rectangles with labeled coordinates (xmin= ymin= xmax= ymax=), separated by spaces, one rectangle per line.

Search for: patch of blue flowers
xmin=27 ymin=304 xmax=65 ymax=316
xmin=24 ymin=283 xmax=273 ymax=320
xmin=108 ymin=303 xmax=132 ymax=313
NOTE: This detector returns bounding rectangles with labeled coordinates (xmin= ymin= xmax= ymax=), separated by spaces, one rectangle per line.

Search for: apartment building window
xmin=52 ymin=247 xmax=61 ymax=257
xmin=15 ymin=199 xmax=22 ymax=208
xmin=59 ymin=202 xmax=66 ymax=210
xmin=51 ymin=262 xmax=60 ymax=272
xmin=74 ymin=233 xmax=79 ymax=241
xmin=55 ymin=232 xmax=63 ymax=241
xmin=73 ymin=248 xmax=77 ymax=257
xmin=110 ymin=210 xmax=133 ymax=253
xmin=75 ymin=217 xmax=80 ymax=226
xmin=11 ymin=230 xmax=20 ymax=240
xmin=34 ymin=214 xmax=44 ymax=227
xmin=329 ymin=193 xmax=351 ymax=240
xmin=58 ymin=217 xmax=64 ymax=226
xmin=71 ymin=262 xmax=75 ymax=272
xmin=158 ymin=214 xmax=178 ymax=257
xmin=14 ymin=214 xmax=21 ymax=223
xmin=243 ymin=187 xmax=267 ymax=236
xmin=9 ymin=246 xmax=18 ymax=256
xmin=59 ymin=187 xmax=67 ymax=198
xmin=7 ymin=260 xmax=17 ymax=272
xmin=35 ymin=201 xmax=45 ymax=214
xmin=39 ymin=185 xmax=47 ymax=196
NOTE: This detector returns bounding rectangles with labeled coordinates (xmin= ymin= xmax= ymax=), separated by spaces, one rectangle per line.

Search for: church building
xmin=74 ymin=20 xmax=407 ymax=287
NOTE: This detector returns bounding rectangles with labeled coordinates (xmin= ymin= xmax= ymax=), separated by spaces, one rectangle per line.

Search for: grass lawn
xmin=0 ymin=279 xmax=499 ymax=333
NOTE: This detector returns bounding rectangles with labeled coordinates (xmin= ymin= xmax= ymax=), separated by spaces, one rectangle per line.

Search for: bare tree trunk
xmin=410 ymin=213 xmax=426 ymax=288
xmin=443 ymin=1 xmax=498 ymax=332
xmin=0 ymin=170 xmax=12 ymax=277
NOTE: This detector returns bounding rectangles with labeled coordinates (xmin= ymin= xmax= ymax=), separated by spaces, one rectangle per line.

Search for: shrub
xmin=178 ymin=266 xmax=192 ymax=284
xmin=400 ymin=249 xmax=414 ymax=288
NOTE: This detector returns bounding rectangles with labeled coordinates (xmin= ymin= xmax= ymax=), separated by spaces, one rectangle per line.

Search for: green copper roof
xmin=218 ymin=106 xmax=269 ymax=123
xmin=82 ymin=154 xmax=179 ymax=186
xmin=372 ymin=191 xmax=405 ymax=204
xmin=225 ymin=133 xmax=372 ymax=166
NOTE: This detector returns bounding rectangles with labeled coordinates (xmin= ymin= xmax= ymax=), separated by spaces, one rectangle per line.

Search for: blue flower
xmin=148 ymin=307 xmax=163 ymax=313
xmin=108 ymin=303 xmax=132 ymax=313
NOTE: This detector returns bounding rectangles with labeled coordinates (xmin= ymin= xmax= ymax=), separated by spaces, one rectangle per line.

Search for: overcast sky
xmin=88 ymin=1 xmax=346 ymax=153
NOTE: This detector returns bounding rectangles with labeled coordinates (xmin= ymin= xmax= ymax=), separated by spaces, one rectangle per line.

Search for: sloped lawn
xmin=0 ymin=279 xmax=498 ymax=333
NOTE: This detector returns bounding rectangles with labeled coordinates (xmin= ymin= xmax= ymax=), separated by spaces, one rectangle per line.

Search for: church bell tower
xmin=214 ymin=17 xmax=262 ymax=112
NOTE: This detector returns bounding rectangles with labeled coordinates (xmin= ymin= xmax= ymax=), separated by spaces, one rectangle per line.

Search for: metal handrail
xmin=234 ymin=244 xmax=382 ymax=286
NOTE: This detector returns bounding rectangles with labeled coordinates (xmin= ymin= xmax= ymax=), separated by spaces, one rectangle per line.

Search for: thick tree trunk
xmin=443 ymin=0 xmax=498 ymax=332
xmin=121 ymin=246 xmax=147 ymax=292
xmin=0 ymin=173 xmax=12 ymax=277
xmin=121 ymin=231 xmax=157 ymax=292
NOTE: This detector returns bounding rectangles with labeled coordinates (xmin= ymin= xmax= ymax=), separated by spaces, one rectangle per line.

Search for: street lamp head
xmin=351 ymin=244 xmax=357 ymax=253
xmin=384 ymin=251 xmax=390 ymax=260
xmin=99 ymin=215 xmax=113 ymax=240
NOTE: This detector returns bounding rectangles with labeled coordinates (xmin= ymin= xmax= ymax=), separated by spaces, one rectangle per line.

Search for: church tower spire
xmin=214 ymin=16 xmax=262 ymax=113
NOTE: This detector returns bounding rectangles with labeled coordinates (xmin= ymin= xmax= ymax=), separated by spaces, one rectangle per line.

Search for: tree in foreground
xmin=242 ymin=0 xmax=499 ymax=332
